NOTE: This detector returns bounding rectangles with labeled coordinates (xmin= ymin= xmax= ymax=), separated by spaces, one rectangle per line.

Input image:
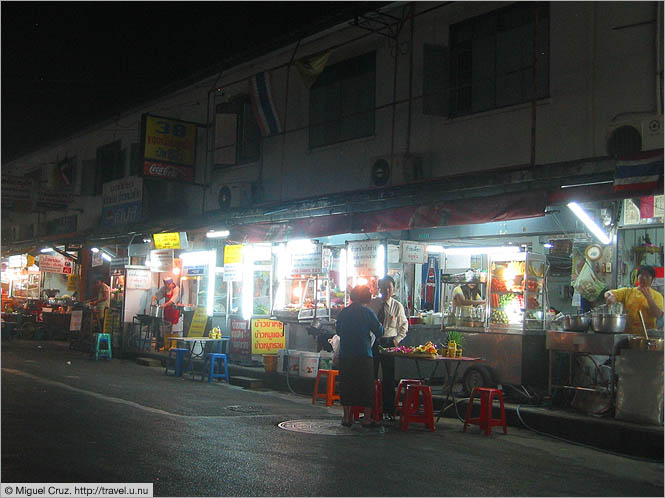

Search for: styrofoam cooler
xmin=299 ymin=352 xmax=320 ymax=378
xmin=287 ymin=350 xmax=301 ymax=376
xmin=319 ymin=351 xmax=334 ymax=370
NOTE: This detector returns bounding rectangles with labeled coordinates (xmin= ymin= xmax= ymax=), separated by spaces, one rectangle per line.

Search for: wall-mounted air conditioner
xmin=214 ymin=182 xmax=253 ymax=210
xmin=368 ymin=154 xmax=427 ymax=188
xmin=607 ymin=115 xmax=664 ymax=156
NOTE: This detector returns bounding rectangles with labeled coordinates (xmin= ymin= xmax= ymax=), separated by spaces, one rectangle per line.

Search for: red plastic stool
xmin=350 ymin=379 xmax=383 ymax=423
xmin=400 ymin=384 xmax=435 ymax=432
xmin=312 ymin=369 xmax=340 ymax=407
xmin=463 ymin=387 xmax=507 ymax=436
xmin=394 ymin=379 xmax=422 ymax=416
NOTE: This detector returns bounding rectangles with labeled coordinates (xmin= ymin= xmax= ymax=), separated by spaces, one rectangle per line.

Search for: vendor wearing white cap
xmin=151 ymin=278 xmax=181 ymax=348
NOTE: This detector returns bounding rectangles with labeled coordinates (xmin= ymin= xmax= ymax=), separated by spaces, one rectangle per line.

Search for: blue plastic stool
xmin=201 ymin=353 xmax=229 ymax=383
xmin=165 ymin=348 xmax=193 ymax=377
xmin=94 ymin=333 xmax=112 ymax=360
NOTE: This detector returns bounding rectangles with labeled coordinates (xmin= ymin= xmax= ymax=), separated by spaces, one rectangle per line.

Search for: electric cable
xmin=515 ymin=404 xmax=664 ymax=463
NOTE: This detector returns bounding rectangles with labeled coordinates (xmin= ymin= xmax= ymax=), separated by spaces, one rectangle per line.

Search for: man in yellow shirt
xmin=604 ymin=265 xmax=663 ymax=334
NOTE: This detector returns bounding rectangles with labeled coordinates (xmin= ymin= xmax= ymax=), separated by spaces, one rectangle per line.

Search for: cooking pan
xmin=591 ymin=313 xmax=627 ymax=334
xmin=560 ymin=314 xmax=591 ymax=332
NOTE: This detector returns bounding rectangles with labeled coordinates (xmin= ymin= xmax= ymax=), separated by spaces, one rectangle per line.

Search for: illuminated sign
xmin=187 ymin=306 xmax=208 ymax=337
xmin=153 ymin=232 xmax=181 ymax=249
xmin=142 ymin=114 xmax=197 ymax=182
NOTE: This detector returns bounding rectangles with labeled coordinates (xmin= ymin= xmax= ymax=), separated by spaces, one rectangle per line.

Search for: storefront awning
xmin=229 ymin=189 xmax=549 ymax=243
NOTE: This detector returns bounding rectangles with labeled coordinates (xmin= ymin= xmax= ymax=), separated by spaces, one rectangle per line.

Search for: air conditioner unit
xmin=607 ymin=115 xmax=664 ymax=156
xmin=368 ymin=154 xmax=427 ymax=188
xmin=215 ymin=182 xmax=253 ymax=210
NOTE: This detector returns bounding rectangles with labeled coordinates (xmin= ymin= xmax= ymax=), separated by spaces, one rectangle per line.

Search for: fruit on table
xmin=413 ymin=341 xmax=438 ymax=354
xmin=490 ymin=310 xmax=510 ymax=324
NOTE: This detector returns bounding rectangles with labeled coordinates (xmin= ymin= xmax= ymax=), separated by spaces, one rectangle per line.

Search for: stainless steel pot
xmin=591 ymin=313 xmax=627 ymax=334
xmin=150 ymin=305 xmax=164 ymax=319
xmin=560 ymin=314 xmax=591 ymax=332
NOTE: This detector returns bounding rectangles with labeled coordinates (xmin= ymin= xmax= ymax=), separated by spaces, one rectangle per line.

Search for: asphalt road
xmin=1 ymin=340 xmax=663 ymax=497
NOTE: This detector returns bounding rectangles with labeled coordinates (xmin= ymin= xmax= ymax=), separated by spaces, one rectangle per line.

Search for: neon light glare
xmin=426 ymin=245 xmax=445 ymax=253
xmin=443 ymin=246 xmax=521 ymax=255
xmin=242 ymin=246 xmax=254 ymax=321
xmin=377 ymin=245 xmax=385 ymax=279
xmin=567 ymin=202 xmax=611 ymax=245
xmin=207 ymin=250 xmax=216 ymax=316
xmin=101 ymin=253 xmax=112 ymax=262
xmin=206 ymin=230 xmax=230 ymax=239
xmin=40 ymin=248 xmax=54 ymax=253
xmin=180 ymin=251 xmax=211 ymax=266
xmin=91 ymin=247 xmax=99 ymax=253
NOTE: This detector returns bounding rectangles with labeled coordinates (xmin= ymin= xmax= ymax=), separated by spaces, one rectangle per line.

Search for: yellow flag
xmin=295 ymin=50 xmax=332 ymax=88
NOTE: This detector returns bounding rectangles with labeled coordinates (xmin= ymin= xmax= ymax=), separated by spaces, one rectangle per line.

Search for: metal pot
xmin=560 ymin=314 xmax=591 ymax=332
xmin=591 ymin=313 xmax=627 ymax=334
xmin=150 ymin=305 xmax=164 ymax=319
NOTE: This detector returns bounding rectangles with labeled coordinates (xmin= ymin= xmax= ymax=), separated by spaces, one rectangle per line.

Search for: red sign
xmin=230 ymin=319 xmax=251 ymax=361
xmin=143 ymin=161 xmax=195 ymax=182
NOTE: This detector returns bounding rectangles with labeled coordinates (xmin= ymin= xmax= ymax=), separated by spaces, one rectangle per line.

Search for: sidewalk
xmin=132 ymin=348 xmax=663 ymax=461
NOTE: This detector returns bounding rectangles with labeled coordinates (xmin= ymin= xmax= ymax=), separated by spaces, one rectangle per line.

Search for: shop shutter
xmin=422 ymin=44 xmax=449 ymax=117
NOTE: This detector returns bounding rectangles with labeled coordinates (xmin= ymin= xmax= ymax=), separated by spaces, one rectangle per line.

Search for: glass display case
xmin=488 ymin=252 xmax=546 ymax=331
xmin=273 ymin=276 xmax=330 ymax=321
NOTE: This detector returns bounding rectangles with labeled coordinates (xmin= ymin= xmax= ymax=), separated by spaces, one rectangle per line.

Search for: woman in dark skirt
xmin=335 ymin=285 xmax=384 ymax=427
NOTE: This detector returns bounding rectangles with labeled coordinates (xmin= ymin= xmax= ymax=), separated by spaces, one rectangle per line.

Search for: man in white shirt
xmin=368 ymin=275 xmax=408 ymax=421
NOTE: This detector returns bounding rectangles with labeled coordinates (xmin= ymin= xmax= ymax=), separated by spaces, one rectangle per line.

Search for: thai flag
xmin=613 ymin=149 xmax=663 ymax=192
xmin=249 ymin=72 xmax=282 ymax=137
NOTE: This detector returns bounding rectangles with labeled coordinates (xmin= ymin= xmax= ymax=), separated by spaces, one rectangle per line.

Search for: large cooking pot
xmin=560 ymin=314 xmax=591 ymax=332
xmin=591 ymin=313 xmax=627 ymax=334
xmin=150 ymin=305 xmax=164 ymax=319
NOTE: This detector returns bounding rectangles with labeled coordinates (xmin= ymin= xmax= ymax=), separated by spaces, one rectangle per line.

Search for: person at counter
xmin=604 ymin=265 xmax=663 ymax=335
xmin=151 ymin=278 xmax=181 ymax=348
xmin=336 ymin=285 xmax=384 ymax=427
xmin=368 ymin=275 xmax=408 ymax=422
xmin=452 ymin=277 xmax=486 ymax=312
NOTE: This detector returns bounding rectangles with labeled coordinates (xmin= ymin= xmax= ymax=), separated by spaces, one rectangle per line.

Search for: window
xmin=96 ymin=140 xmax=123 ymax=193
xmin=214 ymin=96 xmax=261 ymax=166
xmin=309 ymin=51 xmax=376 ymax=148
xmin=445 ymin=2 xmax=549 ymax=117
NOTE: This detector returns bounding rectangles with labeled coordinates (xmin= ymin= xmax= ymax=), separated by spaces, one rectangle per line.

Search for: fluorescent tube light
xmin=91 ymin=247 xmax=99 ymax=253
xmin=443 ymin=246 xmax=521 ymax=255
xmin=206 ymin=230 xmax=230 ymax=239
xmin=567 ymin=202 xmax=611 ymax=245
xmin=207 ymin=250 xmax=216 ymax=316
xmin=544 ymin=243 xmax=554 ymax=248
xmin=101 ymin=253 xmax=113 ymax=262
xmin=40 ymin=247 xmax=54 ymax=253
xmin=426 ymin=245 xmax=445 ymax=253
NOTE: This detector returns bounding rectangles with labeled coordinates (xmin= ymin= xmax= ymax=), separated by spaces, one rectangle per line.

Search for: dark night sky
xmin=2 ymin=1 xmax=381 ymax=161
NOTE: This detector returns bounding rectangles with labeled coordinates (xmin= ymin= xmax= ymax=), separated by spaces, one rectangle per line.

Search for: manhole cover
xmin=278 ymin=419 xmax=384 ymax=436
xmin=225 ymin=405 xmax=266 ymax=414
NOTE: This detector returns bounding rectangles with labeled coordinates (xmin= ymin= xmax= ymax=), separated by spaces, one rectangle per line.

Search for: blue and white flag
xmin=249 ymin=72 xmax=282 ymax=136
xmin=613 ymin=149 xmax=663 ymax=192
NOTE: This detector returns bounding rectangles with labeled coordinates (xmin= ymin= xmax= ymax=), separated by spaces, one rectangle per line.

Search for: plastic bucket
xmin=299 ymin=352 xmax=320 ymax=378
xmin=319 ymin=351 xmax=334 ymax=370
xmin=263 ymin=355 xmax=278 ymax=373
xmin=287 ymin=350 xmax=301 ymax=376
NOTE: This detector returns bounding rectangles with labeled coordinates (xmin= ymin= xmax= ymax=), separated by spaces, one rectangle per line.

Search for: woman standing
xmin=604 ymin=265 xmax=663 ymax=334
xmin=335 ymin=285 xmax=384 ymax=427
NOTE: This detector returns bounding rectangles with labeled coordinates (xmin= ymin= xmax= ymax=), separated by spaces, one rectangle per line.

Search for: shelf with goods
xmin=488 ymin=252 xmax=547 ymax=331
xmin=272 ymin=275 xmax=331 ymax=321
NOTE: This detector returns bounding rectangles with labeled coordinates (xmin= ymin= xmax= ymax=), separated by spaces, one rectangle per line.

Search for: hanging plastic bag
xmin=572 ymin=260 xmax=606 ymax=302
xmin=328 ymin=334 xmax=340 ymax=365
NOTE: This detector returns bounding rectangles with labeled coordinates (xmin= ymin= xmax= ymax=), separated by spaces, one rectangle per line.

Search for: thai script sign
xmin=187 ymin=306 xmax=208 ymax=337
xmin=347 ymin=240 xmax=380 ymax=276
xmin=39 ymin=253 xmax=74 ymax=274
xmin=102 ymin=176 xmax=142 ymax=227
xmin=230 ymin=319 xmax=251 ymax=361
xmin=153 ymin=232 xmax=181 ymax=250
xmin=126 ymin=269 xmax=151 ymax=290
xmin=149 ymin=249 xmax=173 ymax=273
xmin=223 ymin=244 xmax=243 ymax=282
xmin=142 ymin=114 xmax=197 ymax=182
xmin=399 ymin=241 xmax=427 ymax=264
xmin=251 ymin=319 xmax=285 ymax=354
xmin=290 ymin=243 xmax=323 ymax=276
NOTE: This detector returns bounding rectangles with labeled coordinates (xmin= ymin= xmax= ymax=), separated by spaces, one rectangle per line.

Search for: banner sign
xmin=69 ymin=310 xmax=83 ymax=331
xmin=91 ymin=251 xmax=103 ymax=267
xmin=153 ymin=232 xmax=181 ymax=250
xmin=223 ymin=244 xmax=243 ymax=282
xmin=183 ymin=265 xmax=206 ymax=276
xmin=102 ymin=176 xmax=142 ymax=227
xmin=126 ymin=269 xmax=151 ymax=290
xmin=149 ymin=249 xmax=173 ymax=273
xmin=399 ymin=241 xmax=427 ymax=264
xmin=187 ymin=306 xmax=208 ymax=337
xmin=230 ymin=318 xmax=251 ymax=360
xmin=251 ymin=318 xmax=285 ymax=354
xmin=39 ymin=253 xmax=73 ymax=274
xmin=290 ymin=243 xmax=323 ymax=276
xmin=347 ymin=240 xmax=380 ymax=276
xmin=1 ymin=175 xmax=32 ymax=210
xmin=141 ymin=114 xmax=197 ymax=182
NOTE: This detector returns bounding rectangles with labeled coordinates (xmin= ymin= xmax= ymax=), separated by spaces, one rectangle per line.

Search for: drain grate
xmin=278 ymin=419 xmax=383 ymax=436
xmin=225 ymin=405 xmax=266 ymax=414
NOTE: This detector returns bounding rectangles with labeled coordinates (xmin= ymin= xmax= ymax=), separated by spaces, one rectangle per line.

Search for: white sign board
xmin=39 ymin=253 xmax=74 ymax=274
xmin=102 ymin=176 xmax=143 ymax=226
xmin=69 ymin=310 xmax=83 ymax=331
xmin=150 ymin=249 xmax=173 ymax=273
xmin=290 ymin=243 xmax=323 ymax=276
xmin=348 ymin=240 xmax=380 ymax=276
xmin=399 ymin=241 xmax=427 ymax=264
xmin=223 ymin=264 xmax=242 ymax=282
xmin=126 ymin=269 xmax=151 ymax=290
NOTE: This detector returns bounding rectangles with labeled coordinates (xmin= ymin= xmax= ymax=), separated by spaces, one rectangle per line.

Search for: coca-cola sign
xmin=143 ymin=161 xmax=194 ymax=182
